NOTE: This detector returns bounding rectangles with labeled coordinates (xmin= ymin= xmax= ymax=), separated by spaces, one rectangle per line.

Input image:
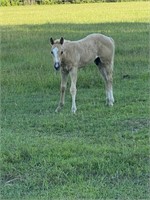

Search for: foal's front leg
xmin=55 ymin=70 xmax=68 ymax=112
xmin=69 ymin=68 xmax=77 ymax=113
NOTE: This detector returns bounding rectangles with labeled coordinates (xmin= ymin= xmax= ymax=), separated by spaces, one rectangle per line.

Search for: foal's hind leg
xmin=97 ymin=62 xmax=114 ymax=106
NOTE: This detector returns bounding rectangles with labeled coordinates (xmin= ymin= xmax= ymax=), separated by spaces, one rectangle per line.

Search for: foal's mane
xmin=54 ymin=39 xmax=71 ymax=45
xmin=54 ymin=39 xmax=61 ymax=44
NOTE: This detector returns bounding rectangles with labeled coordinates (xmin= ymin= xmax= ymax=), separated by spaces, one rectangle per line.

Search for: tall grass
xmin=1 ymin=2 xmax=150 ymax=199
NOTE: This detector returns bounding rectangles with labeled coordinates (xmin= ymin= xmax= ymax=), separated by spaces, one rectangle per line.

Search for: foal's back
xmin=63 ymin=33 xmax=114 ymax=67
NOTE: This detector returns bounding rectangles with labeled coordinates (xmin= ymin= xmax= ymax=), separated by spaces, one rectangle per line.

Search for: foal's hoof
xmin=108 ymin=102 xmax=114 ymax=106
xmin=55 ymin=103 xmax=64 ymax=113
xmin=71 ymin=107 xmax=77 ymax=114
xmin=55 ymin=106 xmax=61 ymax=113
xmin=106 ymin=101 xmax=114 ymax=107
xmin=106 ymin=99 xmax=114 ymax=107
xmin=55 ymin=108 xmax=60 ymax=113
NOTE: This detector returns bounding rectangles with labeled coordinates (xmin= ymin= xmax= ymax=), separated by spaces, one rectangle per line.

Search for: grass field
xmin=1 ymin=2 xmax=150 ymax=199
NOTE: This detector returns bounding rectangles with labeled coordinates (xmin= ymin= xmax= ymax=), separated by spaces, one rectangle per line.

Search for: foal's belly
xmin=78 ymin=54 xmax=96 ymax=68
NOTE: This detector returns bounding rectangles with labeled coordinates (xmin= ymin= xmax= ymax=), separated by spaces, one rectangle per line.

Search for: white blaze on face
xmin=52 ymin=47 xmax=59 ymax=63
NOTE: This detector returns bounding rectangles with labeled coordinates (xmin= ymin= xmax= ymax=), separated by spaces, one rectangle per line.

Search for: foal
xmin=50 ymin=34 xmax=115 ymax=113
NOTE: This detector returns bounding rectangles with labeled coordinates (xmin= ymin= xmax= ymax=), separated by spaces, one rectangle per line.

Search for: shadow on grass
xmin=2 ymin=22 xmax=148 ymax=40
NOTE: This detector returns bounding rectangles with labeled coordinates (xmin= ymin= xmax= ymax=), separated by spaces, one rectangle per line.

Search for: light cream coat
xmin=50 ymin=34 xmax=115 ymax=113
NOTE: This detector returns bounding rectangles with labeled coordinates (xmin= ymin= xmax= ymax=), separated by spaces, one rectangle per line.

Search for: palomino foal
xmin=50 ymin=34 xmax=115 ymax=113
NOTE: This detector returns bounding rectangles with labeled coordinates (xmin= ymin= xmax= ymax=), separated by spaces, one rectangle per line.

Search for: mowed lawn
xmin=1 ymin=2 xmax=149 ymax=200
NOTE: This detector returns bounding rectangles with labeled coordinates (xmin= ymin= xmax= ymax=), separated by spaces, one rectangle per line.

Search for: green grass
xmin=1 ymin=2 xmax=150 ymax=200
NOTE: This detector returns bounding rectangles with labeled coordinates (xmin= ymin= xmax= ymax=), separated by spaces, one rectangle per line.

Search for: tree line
xmin=1 ymin=0 xmax=146 ymax=6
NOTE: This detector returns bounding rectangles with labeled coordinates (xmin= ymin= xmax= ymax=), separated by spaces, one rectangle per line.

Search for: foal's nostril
xmin=54 ymin=62 xmax=60 ymax=70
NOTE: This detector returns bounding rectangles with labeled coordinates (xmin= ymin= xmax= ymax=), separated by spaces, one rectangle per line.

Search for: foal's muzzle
xmin=54 ymin=62 xmax=60 ymax=71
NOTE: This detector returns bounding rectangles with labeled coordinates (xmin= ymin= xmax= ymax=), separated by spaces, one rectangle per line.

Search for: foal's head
xmin=50 ymin=37 xmax=64 ymax=71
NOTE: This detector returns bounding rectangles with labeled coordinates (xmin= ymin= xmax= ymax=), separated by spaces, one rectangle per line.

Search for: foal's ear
xmin=60 ymin=37 xmax=64 ymax=45
xmin=50 ymin=37 xmax=54 ymax=45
